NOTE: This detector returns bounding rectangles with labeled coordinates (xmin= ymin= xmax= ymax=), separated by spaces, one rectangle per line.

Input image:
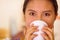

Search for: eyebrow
xmin=43 ymin=10 xmax=53 ymax=13
xmin=28 ymin=9 xmax=37 ymax=13
xmin=28 ymin=9 xmax=53 ymax=13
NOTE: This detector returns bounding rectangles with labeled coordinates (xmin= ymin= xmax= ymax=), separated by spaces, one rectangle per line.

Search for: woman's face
xmin=24 ymin=0 xmax=56 ymax=29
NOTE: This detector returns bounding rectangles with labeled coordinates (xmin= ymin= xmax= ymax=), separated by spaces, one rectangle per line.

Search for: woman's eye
xmin=44 ymin=13 xmax=50 ymax=16
xmin=29 ymin=12 xmax=36 ymax=16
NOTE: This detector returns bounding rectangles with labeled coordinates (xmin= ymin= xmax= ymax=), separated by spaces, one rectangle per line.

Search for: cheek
xmin=43 ymin=17 xmax=55 ymax=28
xmin=41 ymin=17 xmax=55 ymax=28
xmin=25 ymin=16 xmax=35 ymax=28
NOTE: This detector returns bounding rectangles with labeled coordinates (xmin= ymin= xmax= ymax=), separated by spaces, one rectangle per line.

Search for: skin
xmin=24 ymin=0 xmax=57 ymax=40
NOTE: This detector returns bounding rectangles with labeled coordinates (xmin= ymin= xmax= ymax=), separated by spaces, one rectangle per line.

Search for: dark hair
xmin=23 ymin=0 xmax=58 ymax=15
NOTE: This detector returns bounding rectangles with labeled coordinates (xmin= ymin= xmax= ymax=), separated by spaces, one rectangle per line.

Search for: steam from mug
xmin=30 ymin=20 xmax=48 ymax=40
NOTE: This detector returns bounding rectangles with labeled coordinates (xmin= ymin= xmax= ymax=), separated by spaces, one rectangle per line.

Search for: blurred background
xmin=0 ymin=0 xmax=60 ymax=40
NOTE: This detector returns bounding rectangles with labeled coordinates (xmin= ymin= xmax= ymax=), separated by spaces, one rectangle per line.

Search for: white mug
xmin=30 ymin=20 xmax=48 ymax=40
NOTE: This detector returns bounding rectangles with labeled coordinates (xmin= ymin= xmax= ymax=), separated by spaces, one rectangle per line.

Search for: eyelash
xmin=29 ymin=12 xmax=36 ymax=16
xmin=44 ymin=13 xmax=50 ymax=16
xmin=29 ymin=12 xmax=50 ymax=17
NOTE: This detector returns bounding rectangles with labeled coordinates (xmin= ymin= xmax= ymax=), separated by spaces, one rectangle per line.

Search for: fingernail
xmin=37 ymin=29 xmax=39 ymax=31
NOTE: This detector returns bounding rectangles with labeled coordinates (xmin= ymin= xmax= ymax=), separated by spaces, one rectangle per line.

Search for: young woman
xmin=12 ymin=0 xmax=58 ymax=40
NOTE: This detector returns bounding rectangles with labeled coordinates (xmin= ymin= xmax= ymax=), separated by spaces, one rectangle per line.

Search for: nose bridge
xmin=36 ymin=12 xmax=42 ymax=20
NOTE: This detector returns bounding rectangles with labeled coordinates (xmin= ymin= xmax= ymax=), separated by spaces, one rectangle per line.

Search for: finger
xmin=23 ymin=26 xmax=27 ymax=35
xmin=27 ymin=28 xmax=39 ymax=36
xmin=43 ymin=27 xmax=53 ymax=33
xmin=25 ymin=26 xmax=38 ymax=39
xmin=27 ymin=26 xmax=38 ymax=34
xmin=41 ymin=33 xmax=50 ymax=40
xmin=25 ymin=25 xmax=38 ymax=40
xmin=42 ymin=28 xmax=54 ymax=40
xmin=25 ymin=27 xmax=38 ymax=40
xmin=24 ymin=34 xmax=30 ymax=40
xmin=30 ymin=24 xmax=34 ymax=27
xmin=30 ymin=24 xmax=38 ymax=30
xmin=30 ymin=34 xmax=38 ymax=40
xmin=27 ymin=24 xmax=34 ymax=30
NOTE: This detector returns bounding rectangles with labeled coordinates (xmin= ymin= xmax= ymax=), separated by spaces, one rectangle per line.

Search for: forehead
xmin=29 ymin=0 xmax=51 ymax=3
xmin=28 ymin=0 xmax=53 ymax=7
xmin=26 ymin=0 xmax=54 ymax=12
xmin=30 ymin=0 xmax=50 ymax=1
